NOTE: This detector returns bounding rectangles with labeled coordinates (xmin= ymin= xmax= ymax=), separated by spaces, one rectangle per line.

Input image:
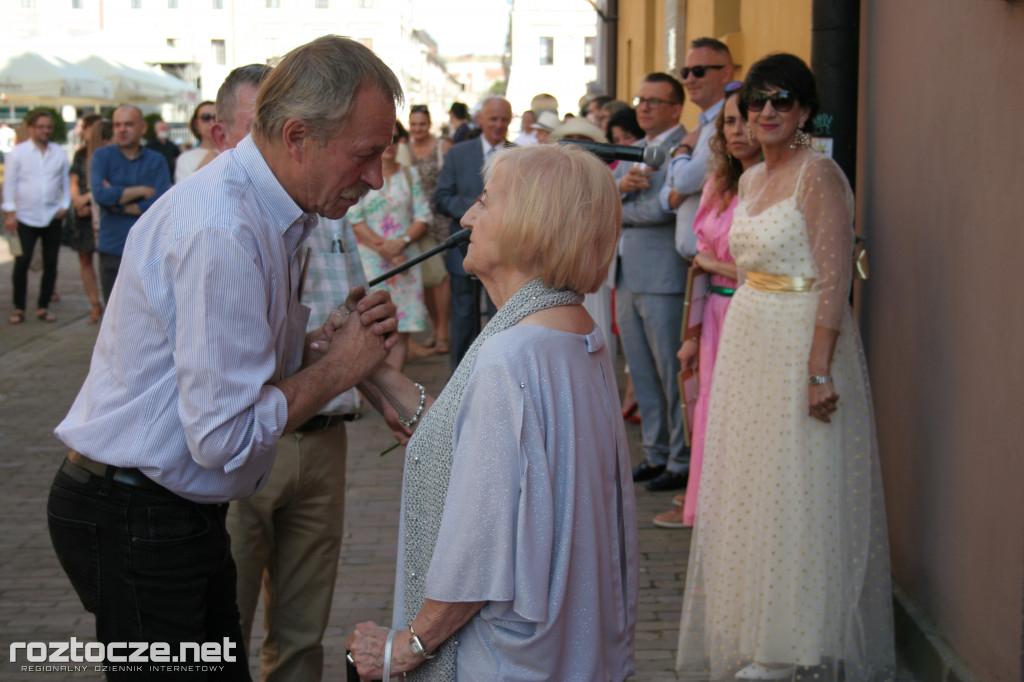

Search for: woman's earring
xmin=746 ymin=127 xmax=755 ymax=144
xmin=790 ymin=125 xmax=811 ymax=149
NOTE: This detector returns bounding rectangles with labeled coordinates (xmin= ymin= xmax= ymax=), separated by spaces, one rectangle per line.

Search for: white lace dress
xmin=676 ymin=151 xmax=895 ymax=681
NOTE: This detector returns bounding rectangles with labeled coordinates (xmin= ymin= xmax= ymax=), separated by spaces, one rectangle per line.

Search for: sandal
xmin=8 ymin=310 xmax=25 ymax=324
xmin=434 ymin=336 xmax=450 ymax=354
xmin=88 ymin=303 xmax=103 ymax=325
xmin=36 ymin=309 xmax=57 ymax=323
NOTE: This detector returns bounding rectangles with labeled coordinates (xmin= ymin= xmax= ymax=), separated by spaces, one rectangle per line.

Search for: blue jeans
xmin=47 ymin=460 xmax=251 ymax=681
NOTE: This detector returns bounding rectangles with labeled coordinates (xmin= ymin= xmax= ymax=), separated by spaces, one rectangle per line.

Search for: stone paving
xmin=0 ymin=241 xmax=918 ymax=681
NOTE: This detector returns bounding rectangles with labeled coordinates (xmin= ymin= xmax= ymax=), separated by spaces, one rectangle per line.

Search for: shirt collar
xmin=647 ymin=124 xmax=682 ymax=147
xmin=234 ymin=135 xmax=316 ymax=251
xmin=699 ymin=99 xmax=726 ymax=128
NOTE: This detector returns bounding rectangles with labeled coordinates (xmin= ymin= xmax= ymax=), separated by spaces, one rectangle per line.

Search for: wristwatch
xmin=401 ymin=234 xmax=412 ymax=245
xmin=409 ymin=624 xmax=436 ymax=659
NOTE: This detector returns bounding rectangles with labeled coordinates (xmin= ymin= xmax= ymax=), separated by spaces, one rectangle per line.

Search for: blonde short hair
xmin=252 ymin=35 xmax=403 ymax=145
xmin=484 ymin=144 xmax=621 ymax=294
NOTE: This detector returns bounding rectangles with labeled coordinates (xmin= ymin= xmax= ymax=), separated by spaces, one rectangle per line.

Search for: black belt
xmin=64 ymin=451 xmax=169 ymax=495
xmin=294 ymin=414 xmax=351 ymax=433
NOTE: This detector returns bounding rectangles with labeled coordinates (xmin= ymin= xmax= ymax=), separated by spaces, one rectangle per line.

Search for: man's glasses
xmin=745 ymin=90 xmax=796 ymax=113
xmin=632 ymin=96 xmax=680 ymax=109
xmin=680 ymin=65 xmax=726 ymax=79
xmin=198 ymin=113 xmax=217 ymax=122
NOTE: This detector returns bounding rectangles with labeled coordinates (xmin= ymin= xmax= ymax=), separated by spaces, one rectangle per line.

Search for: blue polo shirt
xmin=91 ymin=145 xmax=171 ymax=256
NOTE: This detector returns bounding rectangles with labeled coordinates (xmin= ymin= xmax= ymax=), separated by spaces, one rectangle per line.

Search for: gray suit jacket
xmin=613 ymin=126 xmax=689 ymax=295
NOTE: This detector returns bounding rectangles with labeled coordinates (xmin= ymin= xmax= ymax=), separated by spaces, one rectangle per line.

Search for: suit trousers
xmin=12 ymin=218 xmax=61 ymax=311
xmin=616 ymin=282 xmax=690 ymax=474
xmin=47 ymin=460 xmax=250 ymax=681
xmin=226 ymin=422 xmax=347 ymax=682
xmin=99 ymin=252 xmax=122 ymax=305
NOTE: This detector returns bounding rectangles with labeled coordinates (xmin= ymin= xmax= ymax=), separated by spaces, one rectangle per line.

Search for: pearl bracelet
xmin=399 ymin=382 xmax=426 ymax=428
xmin=808 ymin=375 xmax=833 ymax=385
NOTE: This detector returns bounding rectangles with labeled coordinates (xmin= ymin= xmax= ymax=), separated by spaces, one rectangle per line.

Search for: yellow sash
xmin=745 ymin=270 xmax=816 ymax=293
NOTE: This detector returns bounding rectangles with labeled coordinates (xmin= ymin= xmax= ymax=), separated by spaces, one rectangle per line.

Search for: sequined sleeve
xmin=797 ymin=156 xmax=854 ymax=331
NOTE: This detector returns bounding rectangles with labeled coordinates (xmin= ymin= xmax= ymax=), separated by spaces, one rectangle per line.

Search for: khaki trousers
xmin=227 ymin=422 xmax=347 ymax=682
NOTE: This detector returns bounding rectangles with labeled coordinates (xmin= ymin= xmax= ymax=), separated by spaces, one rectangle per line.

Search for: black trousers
xmin=11 ymin=218 xmax=61 ymax=311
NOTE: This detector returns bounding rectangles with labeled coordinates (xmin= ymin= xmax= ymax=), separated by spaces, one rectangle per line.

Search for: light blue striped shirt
xmin=56 ymin=136 xmax=318 ymax=503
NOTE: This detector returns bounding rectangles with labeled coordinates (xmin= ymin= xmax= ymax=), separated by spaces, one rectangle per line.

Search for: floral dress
xmin=349 ymin=166 xmax=430 ymax=332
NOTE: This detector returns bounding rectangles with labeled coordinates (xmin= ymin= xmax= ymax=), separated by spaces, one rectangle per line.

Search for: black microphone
xmin=558 ymin=139 xmax=668 ymax=169
xmin=367 ymin=228 xmax=471 ymax=287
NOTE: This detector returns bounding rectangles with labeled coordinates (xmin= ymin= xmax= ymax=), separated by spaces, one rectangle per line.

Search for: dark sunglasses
xmin=746 ymin=90 xmax=796 ymax=113
xmin=410 ymin=105 xmax=429 ymax=113
xmin=198 ymin=113 xmax=217 ymax=122
xmin=680 ymin=64 xmax=726 ymax=79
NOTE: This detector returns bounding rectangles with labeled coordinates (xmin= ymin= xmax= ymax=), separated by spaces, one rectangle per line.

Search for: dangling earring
xmin=790 ymin=125 xmax=811 ymax=149
xmin=746 ymin=127 xmax=755 ymax=144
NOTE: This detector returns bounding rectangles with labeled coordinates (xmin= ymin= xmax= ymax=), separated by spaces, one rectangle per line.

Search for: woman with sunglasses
xmin=174 ymin=101 xmax=218 ymax=183
xmin=651 ymin=81 xmax=760 ymax=529
xmin=349 ymin=121 xmax=430 ymax=370
xmin=676 ymin=54 xmax=895 ymax=681
xmin=407 ymin=104 xmax=452 ymax=354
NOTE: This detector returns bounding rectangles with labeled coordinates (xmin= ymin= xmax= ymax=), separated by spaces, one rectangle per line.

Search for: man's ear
xmin=281 ymin=117 xmax=308 ymax=161
xmin=211 ymin=122 xmax=229 ymax=152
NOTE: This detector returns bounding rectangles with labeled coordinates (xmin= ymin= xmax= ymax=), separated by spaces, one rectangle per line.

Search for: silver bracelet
xmin=808 ymin=375 xmax=833 ymax=385
xmin=399 ymin=382 xmax=426 ymax=428
xmin=382 ymin=628 xmax=396 ymax=680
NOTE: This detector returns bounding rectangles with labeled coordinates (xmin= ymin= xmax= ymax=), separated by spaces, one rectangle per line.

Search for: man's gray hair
xmin=216 ymin=64 xmax=271 ymax=126
xmin=251 ymin=35 xmax=404 ymax=145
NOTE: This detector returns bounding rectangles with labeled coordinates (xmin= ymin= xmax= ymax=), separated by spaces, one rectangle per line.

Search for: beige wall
xmin=858 ymin=1 xmax=1024 ymax=679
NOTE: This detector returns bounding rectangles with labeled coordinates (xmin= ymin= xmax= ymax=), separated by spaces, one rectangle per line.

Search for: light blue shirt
xmin=659 ymin=97 xmax=726 ymax=211
xmin=56 ymin=136 xmax=318 ymax=503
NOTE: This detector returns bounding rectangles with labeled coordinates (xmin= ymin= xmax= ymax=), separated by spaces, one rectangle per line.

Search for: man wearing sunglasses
xmin=662 ymin=37 xmax=734 ymax=258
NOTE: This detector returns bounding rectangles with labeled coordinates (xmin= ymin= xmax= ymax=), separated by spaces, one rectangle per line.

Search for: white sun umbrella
xmin=76 ymin=55 xmax=187 ymax=105
xmin=0 ymin=51 xmax=114 ymax=106
xmin=136 ymin=65 xmax=200 ymax=106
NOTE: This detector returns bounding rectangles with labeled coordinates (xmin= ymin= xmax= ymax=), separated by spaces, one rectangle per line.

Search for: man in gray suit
xmin=615 ymin=73 xmax=691 ymax=492
xmin=434 ymin=96 xmax=513 ymax=371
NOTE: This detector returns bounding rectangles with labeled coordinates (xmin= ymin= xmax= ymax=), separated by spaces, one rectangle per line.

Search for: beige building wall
xmin=858 ymin=1 xmax=1024 ymax=679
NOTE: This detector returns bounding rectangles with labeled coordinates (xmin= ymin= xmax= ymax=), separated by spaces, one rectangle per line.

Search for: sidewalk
xmin=0 ymin=241 xmax=918 ymax=681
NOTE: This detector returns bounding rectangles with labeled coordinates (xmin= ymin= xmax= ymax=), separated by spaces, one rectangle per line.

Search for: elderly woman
xmin=676 ymin=54 xmax=894 ymax=681
xmin=346 ymin=143 xmax=638 ymax=681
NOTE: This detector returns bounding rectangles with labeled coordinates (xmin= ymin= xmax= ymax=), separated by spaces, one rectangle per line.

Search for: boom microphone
xmin=367 ymin=228 xmax=471 ymax=287
xmin=558 ymin=139 xmax=667 ymax=169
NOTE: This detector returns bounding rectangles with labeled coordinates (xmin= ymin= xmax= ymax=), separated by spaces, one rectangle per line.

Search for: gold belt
xmin=745 ymin=270 xmax=816 ymax=293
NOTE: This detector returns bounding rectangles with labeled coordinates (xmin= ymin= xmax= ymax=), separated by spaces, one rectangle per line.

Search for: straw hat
xmin=530 ymin=110 xmax=562 ymax=132
xmin=548 ymin=117 xmax=609 ymax=144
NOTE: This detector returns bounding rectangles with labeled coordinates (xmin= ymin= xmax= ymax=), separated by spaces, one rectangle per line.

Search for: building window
xmin=266 ymin=0 xmax=279 ymax=6
xmin=130 ymin=0 xmax=141 ymax=7
xmin=539 ymin=37 xmax=554 ymax=66
xmin=168 ymin=0 xmax=177 ymax=6
xmin=21 ymin=0 xmax=35 ymax=6
xmin=167 ymin=38 xmax=178 ymax=48
xmin=359 ymin=0 xmax=372 ymax=7
xmin=584 ymin=36 xmax=595 ymax=65
xmin=71 ymin=0 xmax=83 ymax=8
xmin=212 ymin=0 xmax=223 ymax=7
xmin=315 ymin=0 xmax=327 ymax=6
xmin=211 ymin=39 xmax=226 ymax=65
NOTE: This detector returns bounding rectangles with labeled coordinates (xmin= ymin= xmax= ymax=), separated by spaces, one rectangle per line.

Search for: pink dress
xmin=682 ymin=182 xmax=738 ymax=526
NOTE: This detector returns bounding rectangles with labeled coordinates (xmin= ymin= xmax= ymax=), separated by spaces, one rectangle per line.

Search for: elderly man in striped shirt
xmin=48 ymin=36 xmax=403 ymax=681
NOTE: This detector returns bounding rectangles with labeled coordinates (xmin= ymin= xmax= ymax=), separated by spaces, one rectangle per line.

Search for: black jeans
xmin=47 ymin=460 xmax=251 ymax=681
xmin=12 ymin=218 xmax=61 ymax=311
xmin=98 ymin=252 xmax=122 ymax=305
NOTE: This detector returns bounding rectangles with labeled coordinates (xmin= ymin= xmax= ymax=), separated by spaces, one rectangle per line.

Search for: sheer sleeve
xmin=797 ymin=156 xmax=854 ymax=331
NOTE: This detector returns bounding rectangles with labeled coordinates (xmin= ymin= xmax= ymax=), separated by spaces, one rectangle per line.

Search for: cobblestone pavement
xmin=0 ymin=242 xmax=917 ymax=681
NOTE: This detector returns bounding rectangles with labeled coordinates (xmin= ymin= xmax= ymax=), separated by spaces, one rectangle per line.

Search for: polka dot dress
xmin=676 ymin=152 xmax=896 ymax=681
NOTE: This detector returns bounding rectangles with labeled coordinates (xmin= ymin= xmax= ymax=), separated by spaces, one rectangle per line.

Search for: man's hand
xmin=4 ymin=213 xmax=16 ymax=234
xmin=619 ymin=166 xmax=652 ymax=193
xmin=119 ymin=185 xmax=156 ymax=205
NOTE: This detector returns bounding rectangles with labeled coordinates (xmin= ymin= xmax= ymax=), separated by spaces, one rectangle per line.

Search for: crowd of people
xmin=0 ymin=30 xmax=897 ymax=682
